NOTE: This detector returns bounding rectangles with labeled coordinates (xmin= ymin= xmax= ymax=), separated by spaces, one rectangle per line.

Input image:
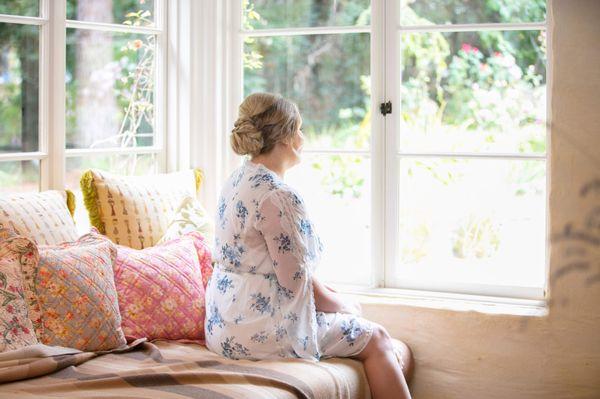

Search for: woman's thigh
xmin=316 ymin=311 xmax=375 ymax=359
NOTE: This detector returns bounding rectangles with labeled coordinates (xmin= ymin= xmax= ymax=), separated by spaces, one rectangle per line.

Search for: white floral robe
xmin=205 ymin=159 xmax=373 ymax=361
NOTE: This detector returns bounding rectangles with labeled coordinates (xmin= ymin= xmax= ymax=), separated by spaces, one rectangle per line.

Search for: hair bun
xmin=230 ymin=117 xmax=264 ymax=156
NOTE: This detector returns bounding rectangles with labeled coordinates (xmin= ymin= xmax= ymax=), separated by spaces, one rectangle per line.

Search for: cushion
xmin=80 ymin=169 xmax=203 ymax=249
xmin=0 ymin=190 xmax=77 ymax=245
xmin=113 ymin=231 xmax=213 ymax=341
xmin=157 ymin=196 xmax=215 ymax=248
xmin=21 ymin=231 xmax=126 ymax=352
xmin=0 ymin=229 xmax=39 ymax=352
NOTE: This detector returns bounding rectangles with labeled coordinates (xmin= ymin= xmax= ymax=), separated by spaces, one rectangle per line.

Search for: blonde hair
xmin=230 ymin=92 xmax=301 ymax=157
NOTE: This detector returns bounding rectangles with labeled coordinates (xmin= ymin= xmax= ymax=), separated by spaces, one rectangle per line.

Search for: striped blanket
xmin=0 ymin=340 xmax=370 ymax=398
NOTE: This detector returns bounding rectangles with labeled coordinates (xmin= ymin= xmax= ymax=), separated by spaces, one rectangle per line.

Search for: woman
xmin=205 ymin=92 xmax=413 ymax=399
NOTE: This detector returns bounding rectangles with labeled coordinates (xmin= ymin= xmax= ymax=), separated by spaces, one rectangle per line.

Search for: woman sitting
xmin=205 ymin=92 xmax=413 ymax=399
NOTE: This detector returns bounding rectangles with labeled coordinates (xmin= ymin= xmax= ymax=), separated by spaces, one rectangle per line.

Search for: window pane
xmin=286 ymin=153 xmax=371 ymax=285
xmin=67 ymin=0 xmax=155 ymax=27
xmin=400 ymin=0 xmax=546 ymax=26
xmin=244 ymin=33 xmax=371 ymax=150
xmin=400 ymin=30 xmax=546 ymax=154
xmin=0 ymin=160 xmax=39 ymax=194
xmin=396 ymin=157 xmax=546 ymax=289
xmin=65 ymin=153 xmax=157 ymax=232
xmin=66 ymin=29 xmax=155 ymax=150
xmin=243 ymin=0 xmax=370 ymax=30
xmin=0 ymin=24 xmax=39 ymax=153
xmin=0 ymin=1 xmax=38 ymax=17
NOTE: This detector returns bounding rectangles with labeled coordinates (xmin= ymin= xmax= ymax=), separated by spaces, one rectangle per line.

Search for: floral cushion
xmin=0 ymin=190 xmax=77 ymax=245
xmin=157 ymin=196 xmax=215 ymax=248
xmin=113 ymin=231 xmax=213 ymax=341
xmin=0 ymin=229 xmax=39 ymax=352
xmin=80 ymin=169 xmax=203 ymax=249
xmin=21 ymin=231 xmax=126 ymax=352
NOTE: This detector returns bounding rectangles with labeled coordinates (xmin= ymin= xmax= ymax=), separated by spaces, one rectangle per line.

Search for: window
xmin=240 ymin=0 xmax=373 ymax=286
xmin=236 ymin=0 xmax=548 ymax=299
xmin=0 ymin=0 xmax=167 ymax=230
xmin=0 ymin=2 xmax=42 ymax=194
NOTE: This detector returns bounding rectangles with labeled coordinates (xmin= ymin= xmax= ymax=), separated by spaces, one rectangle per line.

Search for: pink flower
xmin=461 ymin=43 xmax=480 ymax=54
xmin=494 ymin=51 xmax=503 ymax=57
xmin=6 ymin=305 xmax=14 ymax=314
xmin=132 ymin=39 xmax=143 ymax=50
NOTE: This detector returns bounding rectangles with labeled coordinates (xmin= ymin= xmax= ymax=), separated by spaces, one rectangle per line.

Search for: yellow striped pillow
xmin=0 ymin=190 xmax=78 ymax=245
xmin=80 ymin=169 xmax=203 ymax=249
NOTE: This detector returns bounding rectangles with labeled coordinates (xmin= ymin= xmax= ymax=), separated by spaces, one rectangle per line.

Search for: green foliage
xmin=452 ymin=214 xmax=501 ymax=259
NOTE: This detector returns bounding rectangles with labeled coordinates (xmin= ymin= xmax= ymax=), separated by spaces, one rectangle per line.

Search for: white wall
xmin=359 ymin=1 xmax=600 ymax=398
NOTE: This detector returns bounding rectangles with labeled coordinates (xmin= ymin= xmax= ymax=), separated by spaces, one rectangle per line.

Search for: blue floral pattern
xmin=206 ymin=303 xmax=224 ymax=335
xmin=205 ymin=159 xmax=373 ymax=362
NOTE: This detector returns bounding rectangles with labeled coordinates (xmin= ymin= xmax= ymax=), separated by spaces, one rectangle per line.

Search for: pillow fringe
xmin=80 ymin=170 xmax=106 ymax=234
xmin=194 ymin=168 xmax=203 ymax=196
xmin=65 ymin=190 xmax=76 ymax=218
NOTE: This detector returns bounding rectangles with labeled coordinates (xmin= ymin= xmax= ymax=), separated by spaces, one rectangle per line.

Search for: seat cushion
xmin=0 ymin=190 xmax=77 ymax=245
xmin=80 ymin=168 xmax=203 ymax=249
xmin=0 ymin=340 xmax=371 ymax=399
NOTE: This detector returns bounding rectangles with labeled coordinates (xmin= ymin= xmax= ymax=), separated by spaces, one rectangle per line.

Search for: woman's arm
xmin=313 ymin=277 xmax=361 ymax=315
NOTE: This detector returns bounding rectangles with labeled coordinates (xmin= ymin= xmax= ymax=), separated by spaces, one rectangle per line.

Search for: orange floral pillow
xmin=22 ymin=232 xmax=126 ymax=351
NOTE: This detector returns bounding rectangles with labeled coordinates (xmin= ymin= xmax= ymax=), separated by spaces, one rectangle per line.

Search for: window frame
xmin=230 ymin=0 xmax=550 ymax=301
xmin=383 ymin=1 xmax=550 ymax=300
xmin=0 ymin=0 xmax=170 ymax=195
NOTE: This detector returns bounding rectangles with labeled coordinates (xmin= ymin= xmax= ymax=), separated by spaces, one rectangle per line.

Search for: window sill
xmin=332 ymin=285 xmax=548 ymax=317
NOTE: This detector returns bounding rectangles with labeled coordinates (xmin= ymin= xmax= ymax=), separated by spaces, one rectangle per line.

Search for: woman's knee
xmin=361 ymin=324 xmax=394 ymax=357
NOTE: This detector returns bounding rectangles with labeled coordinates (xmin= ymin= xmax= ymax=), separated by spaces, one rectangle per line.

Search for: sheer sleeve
xmin=254 ymin=188 xmax=321 ymax=294
xmin=254 ymin=187 xmax=322 ymax=360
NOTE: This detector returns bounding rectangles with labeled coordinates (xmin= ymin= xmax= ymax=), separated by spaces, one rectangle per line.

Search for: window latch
xmin=380 ymin=101 xmax=392 ymax=116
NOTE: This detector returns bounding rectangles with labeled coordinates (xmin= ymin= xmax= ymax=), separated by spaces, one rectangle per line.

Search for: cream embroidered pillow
xmin=80 ymin=169 xmax=203 ymax=249
xmin=157 ymin=196 xmax=215 ymax=248
xmin=0 ymin=190 xmax=77 ymax=245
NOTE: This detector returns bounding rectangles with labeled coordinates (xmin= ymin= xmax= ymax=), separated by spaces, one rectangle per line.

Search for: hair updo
xmin=230 ymin=92 xmax=301 ymax=157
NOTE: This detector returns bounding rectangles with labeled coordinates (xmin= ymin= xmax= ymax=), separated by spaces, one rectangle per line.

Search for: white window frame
xmin=0 ymin=0 xmax=171 ymax=194
xmin=383 ymin=1 xmax=550 ymax=300
xmin=228 ymin=0 xmax=550 ymax=302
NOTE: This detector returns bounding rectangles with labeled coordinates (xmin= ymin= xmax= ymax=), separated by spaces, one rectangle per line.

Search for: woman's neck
xmin=250 ymin=155 xmax=287 ymax=179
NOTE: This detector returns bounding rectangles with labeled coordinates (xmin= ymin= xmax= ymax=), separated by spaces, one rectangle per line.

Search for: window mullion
xmin=43 ymin=0 xmax=66 ymax=191
xmin=370 ymin=0 xmax=386 ymax=288
xmin=383 ymin=0 xmax=401 ymax=289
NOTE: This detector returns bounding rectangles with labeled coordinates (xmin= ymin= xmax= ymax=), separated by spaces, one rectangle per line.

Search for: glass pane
xmin=67 ymin=0 xmax=155 ymax=27
xmin=0 ymin=24 xmax=39 ymax=153
xmin=0 ymin=160 xmax=39 ymax=194
xmin=65 ymin=153 xmax=158 ymax=232
xmin=400 ymin=30 xmax=546 ymax=154
xmin=66 ymin=29 xmax=155 ymax=150
xmin=243 ymin=0 xmax=370 ymax=30
xmin=0 ymin=1 xmax=38 ymax=17
xmin=400 ymin=0 xmax=546 ymax=26
xmin=286 ymin=154 xmax=371 ymax=285
xmin=244 ymin=33 xmax=371 ymax=150
xmin=396 ymin=157 xmax=546 ymax=288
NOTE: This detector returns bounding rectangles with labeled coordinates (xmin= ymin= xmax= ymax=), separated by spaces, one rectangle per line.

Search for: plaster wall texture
xmin=361 ymin=1 xmax=600 ymax=398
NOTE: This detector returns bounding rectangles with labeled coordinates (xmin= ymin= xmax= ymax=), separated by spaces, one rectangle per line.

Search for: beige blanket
xmin=0 ymin=340 xmax=370 ymax=398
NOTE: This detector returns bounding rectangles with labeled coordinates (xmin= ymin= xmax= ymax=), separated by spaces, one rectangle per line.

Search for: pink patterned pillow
xmin=0 ymin=229 xmax=39 ymax=352
xmin=22 ymin=232 xmax=127 ymax=352
xmin=113 ymin=231 xmax=213 ymax=341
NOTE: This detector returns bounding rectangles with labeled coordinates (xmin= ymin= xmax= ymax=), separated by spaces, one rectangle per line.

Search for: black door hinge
xmin=380 ymin=101 xmax=392 ymax=116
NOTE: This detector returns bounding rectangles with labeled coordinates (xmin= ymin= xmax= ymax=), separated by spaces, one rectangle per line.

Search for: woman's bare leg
xmin=353 ymin=325 xmax=412 ymax=399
